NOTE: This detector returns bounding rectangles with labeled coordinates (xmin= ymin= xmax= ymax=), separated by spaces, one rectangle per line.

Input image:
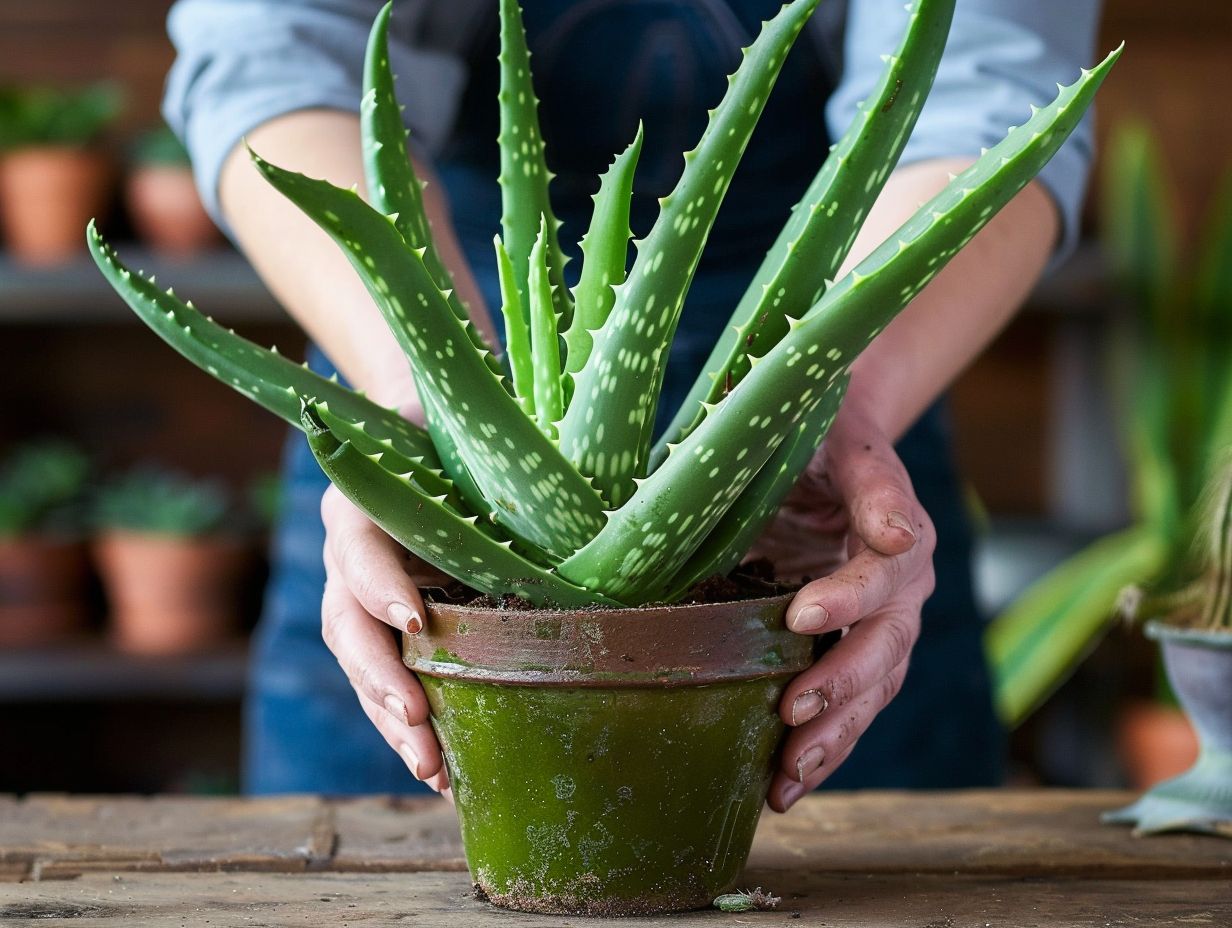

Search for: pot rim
xmin=405 ymin=590 xmax=816 ymax=688
xmin=1145 ymin=619 xmax=1232 ymax=650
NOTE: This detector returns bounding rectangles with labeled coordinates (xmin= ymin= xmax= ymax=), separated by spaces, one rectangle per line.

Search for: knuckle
xmin=879 ymin=613 xmax=918 ymax=669
xmin=320 ymin=599 xmax=346 ymax=651
xmin=876 ymin=671 xmax=902 ymax=709
xmin=826 ymin=669 xmax=860 ymax=707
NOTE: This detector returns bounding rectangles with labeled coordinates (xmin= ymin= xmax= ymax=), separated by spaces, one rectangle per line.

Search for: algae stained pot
xmin=404 ymin=592 xmax=815 ymax=916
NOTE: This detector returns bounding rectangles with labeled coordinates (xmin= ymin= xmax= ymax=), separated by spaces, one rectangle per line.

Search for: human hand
xmin=748 ymin=401 xmax=936 ymax=812
xmin=318 ymin=395 xmax=452 ymax=797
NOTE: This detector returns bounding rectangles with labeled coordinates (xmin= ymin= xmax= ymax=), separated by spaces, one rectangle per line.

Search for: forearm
xmin=842 ymin=157 xmax=1060 ymax=441
xmin=218 ymin=108 xmax=495 ymax=407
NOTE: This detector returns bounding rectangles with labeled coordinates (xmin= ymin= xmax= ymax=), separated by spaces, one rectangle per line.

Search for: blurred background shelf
xmin=0 ymin=641 xmax=248 ymax=703
xmin=0 ymin=248 xmax=283 ymax=324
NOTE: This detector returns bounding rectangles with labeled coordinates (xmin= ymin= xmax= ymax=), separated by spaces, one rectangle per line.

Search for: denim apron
xmin=245 ymin=0 xmax=1003 ymax=793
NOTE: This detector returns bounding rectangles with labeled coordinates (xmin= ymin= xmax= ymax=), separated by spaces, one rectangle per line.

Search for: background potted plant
xmin=125 ymin=125 xmax=219 ymax=259
xmin=0 ymin=440 xmax=91 ymax=647
xmin=88 ymin=0 xmax=1116 ymax=914
xmin=984 ymin=124 xmax=1232 ymax=747
xmin=1103 ymin=457 xmax=1232 ymax=836
xmin=93 ymin=467 xmax=248 ymax=656
xmin=0 ymin=83 xmax=121 ymax=264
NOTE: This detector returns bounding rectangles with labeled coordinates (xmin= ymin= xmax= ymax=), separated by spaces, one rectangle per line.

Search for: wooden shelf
xmin=0 ymin=248 xmax=286 ymax=325
xmin=0 ymin=240 xmax=1112 ymax=325
xmin=0 ymin=641 xmax=248 ymax=703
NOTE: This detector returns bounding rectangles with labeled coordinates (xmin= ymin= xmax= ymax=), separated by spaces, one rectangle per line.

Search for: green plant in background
xmin=95 ymin=468 xmax=232 ymax=537
xmin=130 ymin=125 xmax=191 ymax=167
xmin=0 ymin=440 xmax=91 ymax=538
xmin=986 ymin=123 xmax=1232 ymax=727
xmin=1120 ymin=456 xmax=1232 ymax=633
xmin=89 ymin=0 xmax=1117 ymax=608
xmin=0 ymin=83 xmax=122 ymax=151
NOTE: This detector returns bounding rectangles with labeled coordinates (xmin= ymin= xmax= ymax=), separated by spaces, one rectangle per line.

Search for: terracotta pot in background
xmin=94 ymin=532 xmax=249 ymax=656
xmin=0 ymin=147 xmax=112 ymax=264
xmin=1116 ymin=700 xmax=1199 ymax=790
xmin=0 ymin=537 xmax=90 ymax=647
xmin=125 ymin=164 xmax=219 ymax=259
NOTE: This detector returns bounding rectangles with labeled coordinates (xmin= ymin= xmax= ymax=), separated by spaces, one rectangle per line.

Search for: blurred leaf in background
xmin=0 ymin=82 xmax=122 ymax=150
xmin=94 ymin=468 xmax=233 ymax=538
xmin=0 ymin=440 xmax=91 ymax=538
xmin=986 ymin=122 xmax=1232 ymax=727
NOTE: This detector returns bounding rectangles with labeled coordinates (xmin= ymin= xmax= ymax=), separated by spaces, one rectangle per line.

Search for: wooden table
xmin=0 ymin=790 xmax=1227 ymax=926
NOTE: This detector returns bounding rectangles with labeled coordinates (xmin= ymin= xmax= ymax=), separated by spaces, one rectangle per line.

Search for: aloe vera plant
xmin=986 ymin=124 xmax=1232 ymax=726
xmin=89 ymin=0 xmax=1118 ymax=608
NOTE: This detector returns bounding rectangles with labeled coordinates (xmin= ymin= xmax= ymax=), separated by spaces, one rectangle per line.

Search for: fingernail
xmin=781 ymin=780 xmax=806 ymax=809
xmin=795 ymin=745 xmax=825 ymax=783
xmin=388 ymin=601 xmax=422 ymax=634
xmin=793 ymin=604 xmax=830 ymax=633
xmin=791 ymin=689 xmax=828 ymax=726
xmin=399 ymin=742 xmax=421 ymax=779
xmin=384 ymin=693 xmax=410 ymax=725
xmin=887 ymin=510 xmax=915 ymax=538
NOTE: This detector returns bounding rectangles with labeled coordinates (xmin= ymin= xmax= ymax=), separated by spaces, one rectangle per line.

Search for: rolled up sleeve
xmin=826 ymin=0 xmax=1103 ymax=263
xmin=162 ymin=0 xmax=467 ymax=225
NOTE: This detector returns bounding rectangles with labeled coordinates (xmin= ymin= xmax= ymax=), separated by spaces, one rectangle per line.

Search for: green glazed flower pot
xmin=403 ymin=592 xmax=814 ymax=916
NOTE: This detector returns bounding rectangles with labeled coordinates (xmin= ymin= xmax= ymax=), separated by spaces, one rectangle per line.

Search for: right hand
xmin=320 ymin=482 xmax=452 ymax=796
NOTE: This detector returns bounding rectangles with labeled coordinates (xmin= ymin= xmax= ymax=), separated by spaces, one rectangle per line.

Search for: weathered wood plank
xmin=329 ymin=796 xmax=466 ymax=872
xmin=0 ymin=795 xmax=331 ymax=877
xmin=2 ymin=791 xmax=1228 ymax=883
xmin=0 ymin=870 xmax=1227 ymax=927
xmin=750 ymin=790 xmax=1232 ymax=878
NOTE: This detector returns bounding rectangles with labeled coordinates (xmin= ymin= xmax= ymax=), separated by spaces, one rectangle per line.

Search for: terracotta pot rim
xmin=1145 ymin=619 xmax=1232 ymax=650
xmin=406 ymin=591 xmax=816 ymax=688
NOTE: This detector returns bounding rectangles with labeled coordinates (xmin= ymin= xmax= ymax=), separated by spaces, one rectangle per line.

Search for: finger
xmin=322 ymin=485 xmax=427 ymax=634
xmin=825 ymin=422 xmax=930 ymax=558
xmin=767 ymin=739 xmax=860 ymax=813
xmin=356 ymin=689 xmax=446 ymax=786
xmin=321 ymin=549 xmax=432 ymax=728
xmin=780 ymin=658 xmax=910 ymax=785
xmin=786 ymin=537 xmax=935 ymax=634
xmin=780 ymin=605 xmax=921 ymax=725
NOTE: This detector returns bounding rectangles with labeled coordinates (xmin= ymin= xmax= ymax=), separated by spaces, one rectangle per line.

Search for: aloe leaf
xmin=1102 ymin=123 xmax=1177 ymax=333
xmin=361 ymin=2 xmax=505 ymax=383
xmin=1111 ymin=327 xmax=1182 ymax=537
xmin=564 ymin=124 xmax=644 ymax=377
xmin=494 ymin=234 xmax=535 ymax=415
xmin=302 ymin=403 xmax=618 ymax=608
xmin=251 ymin=155 xmax=607 ymax=557
xmin=1196 ymin=168 xmax=1232 ymax=479
xmin=528 ymin=217 xmax=563 ymax=435
xmin=498 ymin=0 xmax=571 ymax=327
xmin=656 ymin=377 xmax=847 ymax=602
xmin=558 ymin=0 xmax=823 ymax=507
xmin=559 ymin=48 xmax=1120 ymax=604
xmin=796 ymin=47 xmax=1121 ymax=354
xmin=87 ymin=222 xmax=439 ymax=461
xmin=986 ymin=526 xmax=1167 ymax=727
xmin=655 ymin=0 xmax=955 ymax=463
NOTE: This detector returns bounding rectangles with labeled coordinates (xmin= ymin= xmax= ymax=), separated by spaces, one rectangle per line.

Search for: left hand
xmin=747 ymin=401 xmax=936 ymax=812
